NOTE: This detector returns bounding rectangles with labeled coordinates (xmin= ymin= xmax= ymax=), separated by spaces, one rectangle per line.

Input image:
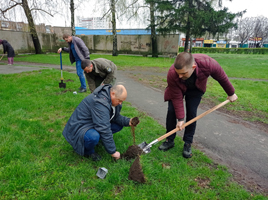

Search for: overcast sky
xmin=40 ymin=0 xmax=268 ymax=28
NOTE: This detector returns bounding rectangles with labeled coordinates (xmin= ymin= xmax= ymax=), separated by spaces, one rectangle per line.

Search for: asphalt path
xmin=1 ymin=62 xmax=268 ymax=194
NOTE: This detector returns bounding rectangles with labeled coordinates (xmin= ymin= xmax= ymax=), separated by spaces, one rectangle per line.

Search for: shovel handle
xmin=60 ymin=52 xmax=63 ymax=70
xmin=157 ymin=99 xmax=230 ymax=142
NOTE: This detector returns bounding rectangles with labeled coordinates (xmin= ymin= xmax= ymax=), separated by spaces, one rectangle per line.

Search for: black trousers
xmin=166 ymin=89 xmax=204 ymax=144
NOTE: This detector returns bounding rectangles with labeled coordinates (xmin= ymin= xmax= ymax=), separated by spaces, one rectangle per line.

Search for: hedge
xmin=178 ymin=47 xmax=268 ymax=54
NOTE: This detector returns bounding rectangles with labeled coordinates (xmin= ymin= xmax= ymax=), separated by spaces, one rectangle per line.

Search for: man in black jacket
xmin=62 ymin=84 xmax=138 ymax=161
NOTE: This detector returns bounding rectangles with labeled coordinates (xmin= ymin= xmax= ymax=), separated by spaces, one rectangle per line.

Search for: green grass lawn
xmin=0 ymin=70 xmax=266 ymax=199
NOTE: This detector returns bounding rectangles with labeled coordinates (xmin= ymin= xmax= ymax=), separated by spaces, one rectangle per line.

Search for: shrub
xmin=178 ymin=47 xmax=268 ymax=54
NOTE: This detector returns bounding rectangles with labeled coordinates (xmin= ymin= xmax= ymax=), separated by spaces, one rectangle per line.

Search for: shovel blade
xmin=59 ymin=80 xmax=66 ymax=88
xmin=138 ymin=142 xmax=151 ymax=154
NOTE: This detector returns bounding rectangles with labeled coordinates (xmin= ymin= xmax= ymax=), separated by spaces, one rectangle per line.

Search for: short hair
xmin=81 ymin=59 xmax=91 ymax=69
xmin=111 ymin=85 xmax=124 ymax=97
xmin=63 ymin=33 xmax=71 ymax=39
xmin=174 ymin=52 xmax=194 ymax=69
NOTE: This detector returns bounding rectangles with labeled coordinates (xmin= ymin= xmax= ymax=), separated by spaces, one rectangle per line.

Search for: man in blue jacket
xmin=62 ymin=84 xmax=137 ymax=161
xmin=57 ymin=33 xmax=89 ymax=93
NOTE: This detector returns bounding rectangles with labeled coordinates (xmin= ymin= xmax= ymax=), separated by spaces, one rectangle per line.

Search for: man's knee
xmin=84 ymin=129 xmax=100 ymax=145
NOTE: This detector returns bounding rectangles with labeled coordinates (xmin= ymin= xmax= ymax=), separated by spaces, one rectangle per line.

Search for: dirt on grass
xmin=121 ymin=145 xmax=146 ymax=183
xmin=128 ymin=156 xmax=146 ymax=183
xmin=121 ymin=145 xmax=143 ymax=161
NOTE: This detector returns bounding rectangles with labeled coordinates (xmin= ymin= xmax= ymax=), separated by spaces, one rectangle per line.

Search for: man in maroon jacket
xmin=158 ymin=52 xmax=238 ymax=158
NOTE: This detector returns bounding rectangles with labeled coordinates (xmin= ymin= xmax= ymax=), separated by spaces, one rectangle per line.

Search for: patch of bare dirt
xmin=56 ymin=89 xmax=73 ymax=95
xmin=194 ymin=177 xmax=211 ymax=189
xmin=65 ymin=79 xmax=74 ymax=82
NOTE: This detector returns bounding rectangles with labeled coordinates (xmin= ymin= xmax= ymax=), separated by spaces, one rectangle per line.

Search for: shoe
xmin=183 ymin=143 xmax=192 ymax=158
xmin=90 ymin=152 xmax=102 ymax=161
xmin=158 ymin=140 xmax=174 ymax=151
xmin=78 ymin=86 xmax=82 ymax=90
xmin=78 ymin=88 xmax=87 ymax=93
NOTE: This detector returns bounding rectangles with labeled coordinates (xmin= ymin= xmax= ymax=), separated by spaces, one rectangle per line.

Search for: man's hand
xmin=228 ymin=93 xmax=238 ymax=102
xmin=57 ymin=48 xmax=62 ymax=53
xmin=176 ymin=120 xmax=184 ymax=131
xmin=111 ymin=151 xmax=120 ymax=160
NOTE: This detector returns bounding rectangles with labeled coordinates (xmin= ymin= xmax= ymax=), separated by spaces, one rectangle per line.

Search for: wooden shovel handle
xmin=157 ymin=99 xmax=230 ymax=142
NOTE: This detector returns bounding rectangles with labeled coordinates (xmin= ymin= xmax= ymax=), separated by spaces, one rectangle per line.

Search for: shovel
xmin=0 ymin=54 xmax=4 ymax=61
xmin=59 ymin=52 xmax=66 ymax=88
xmin=138 ymin=99 xmax=230 ymax=153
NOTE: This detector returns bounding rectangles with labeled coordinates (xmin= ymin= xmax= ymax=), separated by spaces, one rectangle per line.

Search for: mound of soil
xmin=65 ymin=79 xmax=74 ymax=82
xmin=121 ymin=145 xmax=143 ymax=161
xmin=131 ymin=117 xmax=139 ymax=126
xmin=128 ymin=156 xmax=146 ymax=183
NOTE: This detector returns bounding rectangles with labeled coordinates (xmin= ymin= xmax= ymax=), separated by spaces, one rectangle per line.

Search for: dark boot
xmin=78 ymin=88 xmax=87 ymax=93
xmin=85 ymin=152 xmax=101 ymax=161
xmin=158 ymin=140 xmax=174 ymax=151
xmin=183 ymin=143 xmax=192 ymax=158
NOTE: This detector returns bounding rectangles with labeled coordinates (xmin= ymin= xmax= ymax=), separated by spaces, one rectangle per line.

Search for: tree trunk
xmin=189 ymin=37 xmax=193 ymax=53
xmin=22 ymin=0 xmax=42 ymax=54
xmin=184 ymin=32 xmax=190 ymax=52
xmin=184 ymin=0 xmax=192 ymax=53
xmin=150 ymin=2 xmax=158 ymax=57
xmin=111 ymin=0 xmax=118 ymax=56
xmin=70 ymin=0 xmax=75 ymax=36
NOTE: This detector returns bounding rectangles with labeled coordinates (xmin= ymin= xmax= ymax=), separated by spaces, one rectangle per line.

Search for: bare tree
xmin=95 ymin=0 xmax=147 ymax=56
xmin=70 ymin=0 xmax=75 ymax=36
xmin=63 ymin=0 xmax=85 ymax=36
xmin=252 ymin=16 xmax=268 ymax=47
xmin=0 ymin=0 xmax=58 ymax=54
xmin=236 ymin=17 xmax=253 ymax=47
xmin=111 ymin=0 xmax=117 ymax=56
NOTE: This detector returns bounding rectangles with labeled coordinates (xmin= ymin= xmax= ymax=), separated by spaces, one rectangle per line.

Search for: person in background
xmin=159 ymin=52 xmax=238 ymax=158
xmin=81 ymin=58 xmax=117 ymax=93
xmin=0 ymin=40 xmax=15 ymax=65
xmin=57 ymin=33 xmax=89 ymax=93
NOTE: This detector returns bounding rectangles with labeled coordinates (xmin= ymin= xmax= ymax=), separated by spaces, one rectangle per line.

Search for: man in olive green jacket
xmin=81 ymin=58 xmax=117 ymax=93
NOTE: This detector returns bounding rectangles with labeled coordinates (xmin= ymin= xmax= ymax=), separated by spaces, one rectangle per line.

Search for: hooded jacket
xmin=62 ymin=84 xmax=130 ymax=156
xmin=164 ymin=54 xmax=235 ymax=120
xmin=62 ymin=36 xmax=90 ymax=64
xmin=1 ymin=40 xmax=15 ymax=57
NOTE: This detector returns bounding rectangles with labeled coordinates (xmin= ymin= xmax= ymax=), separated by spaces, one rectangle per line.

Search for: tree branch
xmin=30 ymin=8 xmax=54 ymax=17
xmin=0 ymin=2 xmax=21 ymax=14
xmin=101 ymin=8 xmax=111 ymax=19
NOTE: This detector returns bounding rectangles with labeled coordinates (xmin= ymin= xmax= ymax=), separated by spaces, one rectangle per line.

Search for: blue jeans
xmin=76 ymin=60 xmax=87 ymax=89
xmin=84 ymin=123 xmax=123 ymax=155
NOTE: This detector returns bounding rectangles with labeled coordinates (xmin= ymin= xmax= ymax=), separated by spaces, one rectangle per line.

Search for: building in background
xmin=76 ymin=17 xmax=111 ymax=29
xmin=203 ymin=39 xmax=214 ymax=47
xmin=229 ymin=41 xmax=240 ymax=48
xmin=216 ymin=40 xmax=226 ymax=48
xmin=75 ymin=27 xmax=151 ymax=35
xmin=181 ymin=38 xmax=204 ymax=47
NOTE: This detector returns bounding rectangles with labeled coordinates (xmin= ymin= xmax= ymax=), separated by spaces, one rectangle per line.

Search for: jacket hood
xmin=93 ymin=84 xmax=112 ymax=102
